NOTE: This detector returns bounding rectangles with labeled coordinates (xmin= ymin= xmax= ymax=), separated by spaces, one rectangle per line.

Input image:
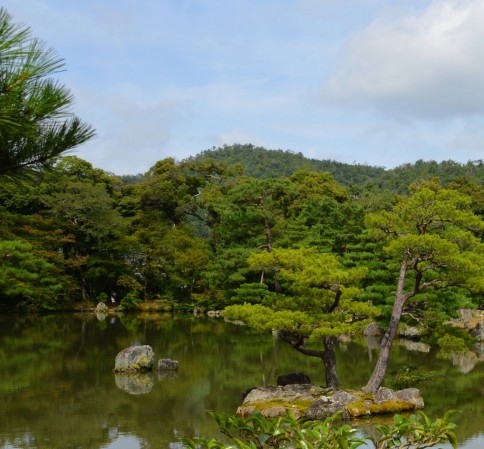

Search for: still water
xmin=0 ymin=313 xmax=483 ymax=448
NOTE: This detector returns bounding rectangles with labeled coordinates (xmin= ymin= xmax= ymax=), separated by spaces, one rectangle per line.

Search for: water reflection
xmin=114 ymin=372 xmax=154 ymax=394
xmin=0 ymin=313 xmax=483 ymax=448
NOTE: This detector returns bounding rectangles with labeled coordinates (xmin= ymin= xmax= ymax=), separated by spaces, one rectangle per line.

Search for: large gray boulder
xmin=114 ymin=345 xmax=155 ymax=373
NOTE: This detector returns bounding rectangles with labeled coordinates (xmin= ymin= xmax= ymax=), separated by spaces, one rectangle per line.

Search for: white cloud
xmin=72 ymin=88 xmax=190 ymax=174
xmin=215 ymin=129 xmax=267 ymax=148
xmin=325 ymin=0 xmax=484 ymax=119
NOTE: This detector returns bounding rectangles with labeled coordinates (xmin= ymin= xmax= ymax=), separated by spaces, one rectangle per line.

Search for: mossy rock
xmin=237 ymin=385 xmax=424 ymax=419
xmin=238 ymin=398 xmax=314 ymax=418
xmin=346 ymin=397 xmax=416 ymax=417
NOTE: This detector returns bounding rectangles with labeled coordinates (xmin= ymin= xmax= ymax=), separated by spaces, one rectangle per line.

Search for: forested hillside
xmin=188 ymin=144 xmax=386 ymax=186
xmin=189 ymin=144 xmax=484 ymax=193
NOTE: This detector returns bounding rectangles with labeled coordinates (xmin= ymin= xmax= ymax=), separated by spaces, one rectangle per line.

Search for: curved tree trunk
xmin=279 ymin=331 xmax=339 ymax=388
xmin=363 ymin=258 xmax=409 ymax=394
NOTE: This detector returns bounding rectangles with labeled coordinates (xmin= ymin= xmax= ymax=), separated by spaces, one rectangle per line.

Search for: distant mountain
xmin=187 ymin=144 xmax=484 ymax=193
xmin=187 ymin=143 xmax=386 ymax=187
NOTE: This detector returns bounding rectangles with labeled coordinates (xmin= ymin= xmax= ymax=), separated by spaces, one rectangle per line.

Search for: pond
xmin=0 ymin=313 xmax=483 ymax=448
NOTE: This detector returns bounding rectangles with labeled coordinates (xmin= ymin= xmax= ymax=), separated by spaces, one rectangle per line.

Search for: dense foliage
xmin=2 ymin=150 xmax=484 ymax=329
xmin=183 ymin=409 xmax=458 ymax=449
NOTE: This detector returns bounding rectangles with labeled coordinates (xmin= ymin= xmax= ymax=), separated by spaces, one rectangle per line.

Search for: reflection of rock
xmin=237 ymin=384 xmax=424 ymax=419
xmin=114 ymin=345 xmax=154 ymax=373
xmin=364 ymin=334 xmax=381 ymax=363
xmin=473 ymin=342 xmax=484 ymax=357
xmin=115 ymin=372 xmax=154 ymax=394
xmin=459 ymin=308 xmax=474 ymax=327
xmin=401 ymin=339 xmax=431 ymax=353
xmin=158 ymin=370 xmax=179 ymax=381
xmin=158 ymin=358 xmax=179 ymax=371
xmin=452 ymin=352 xmax=478 ymax=374
xmin=95 ymin=311 xmax=107 ymax=321
xmin=364 ymin=335 xmax=382 ymax=351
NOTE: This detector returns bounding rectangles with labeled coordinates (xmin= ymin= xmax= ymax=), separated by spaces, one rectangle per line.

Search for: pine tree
xmin=0 ymin=8 xmax=94 ymax=179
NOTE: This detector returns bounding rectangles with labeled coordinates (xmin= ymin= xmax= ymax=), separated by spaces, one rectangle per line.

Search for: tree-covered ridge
xmin=188 ymin=144 xmax=484 ymax=193
xmin=187 ymin=144 xmax=386 ymax=186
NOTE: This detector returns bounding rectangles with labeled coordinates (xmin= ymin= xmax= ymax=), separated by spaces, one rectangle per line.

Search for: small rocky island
xmin=237 ymin=373 xmax=424 ymax=419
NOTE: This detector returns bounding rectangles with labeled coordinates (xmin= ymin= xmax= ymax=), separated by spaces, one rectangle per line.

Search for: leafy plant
xmin=371 ymin=409 xmax=459 ymax=449
xmin=182 ymin=409 xmax=458 ymax=449
xmin=183 ymin=410 xmax=364 ymax=449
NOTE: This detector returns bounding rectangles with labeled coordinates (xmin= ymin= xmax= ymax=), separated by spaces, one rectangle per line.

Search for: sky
xmin=3 ymin=0 xmax=484 ymax=175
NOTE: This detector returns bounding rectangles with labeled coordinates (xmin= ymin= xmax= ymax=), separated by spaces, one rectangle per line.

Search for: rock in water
xmin=277 ymin=372 xmax=311 ymax=386
xmin=114 ymin=345 xmax=154 ymax=373
xmin=158 ymin=358 xmax=179 ymax=371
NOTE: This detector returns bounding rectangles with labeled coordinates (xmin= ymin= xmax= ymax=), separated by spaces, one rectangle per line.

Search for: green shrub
xmin=182 ymin=409 xmax=458 ymax=449
xmin=387 ymin=365 xmax=435 ymax=390
xmin=118 ymin=292 xmax=141 ymax=311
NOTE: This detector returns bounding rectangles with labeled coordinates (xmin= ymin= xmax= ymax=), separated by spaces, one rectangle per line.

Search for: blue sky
xmin=3 ymin=0 xmax=484 ymax=175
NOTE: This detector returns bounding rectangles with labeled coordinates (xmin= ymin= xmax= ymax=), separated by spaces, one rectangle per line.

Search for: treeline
xmin=1 ymin=148 xmax=484 ymax=320
xmin=189 ymin=144 xmax=484 ymax=193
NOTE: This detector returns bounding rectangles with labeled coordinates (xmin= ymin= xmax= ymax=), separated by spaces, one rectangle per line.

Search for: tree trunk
xmin=323 ymin=336 xmax=339 ymax=388
xmin=363 ymin=258 xmax=409 ymax=394
xmin=279 ymin=332 xmax=339 ymax=388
